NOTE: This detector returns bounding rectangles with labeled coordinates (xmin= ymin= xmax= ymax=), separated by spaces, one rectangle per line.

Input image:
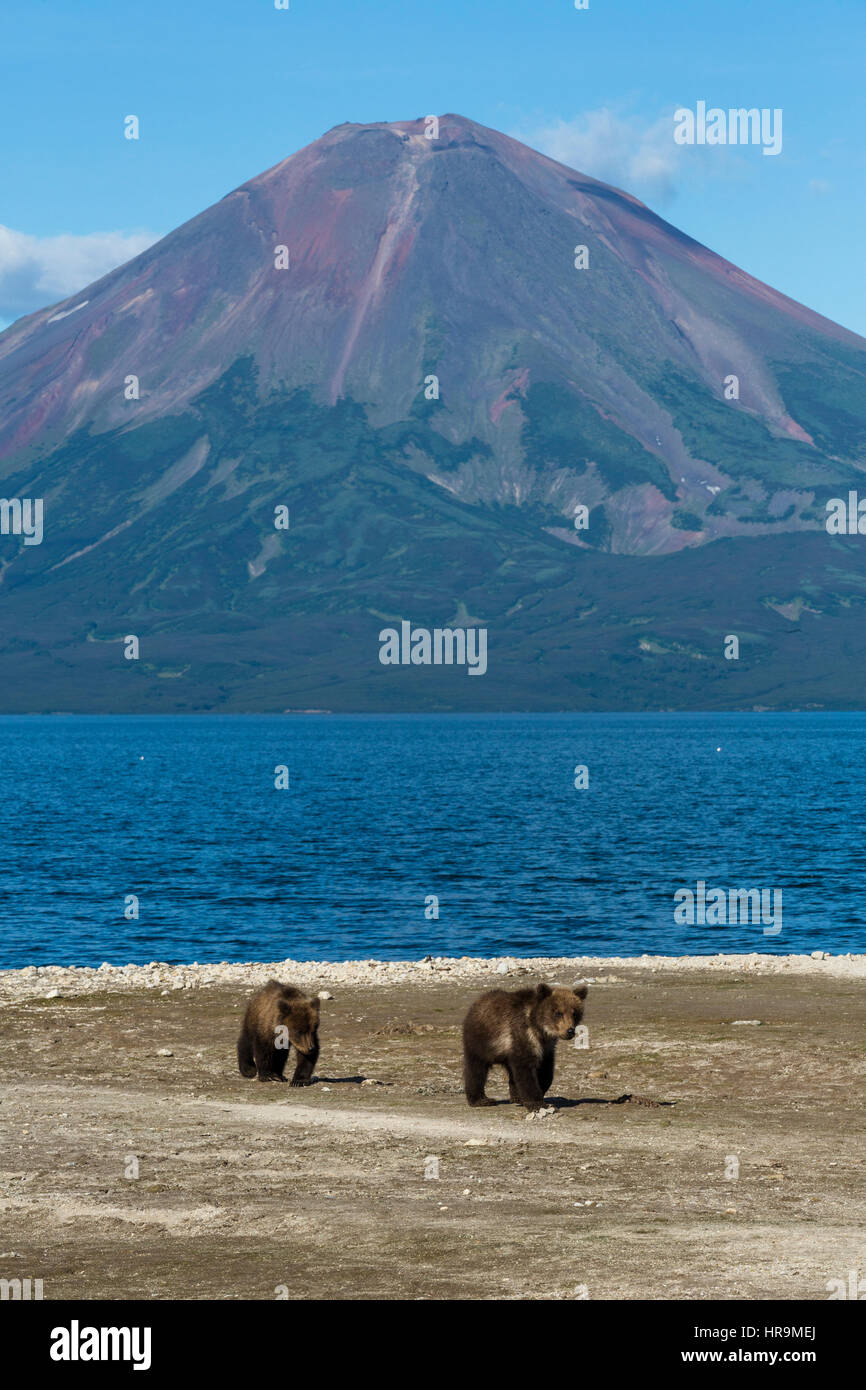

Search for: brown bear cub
xmin=462 ymin=982 xmax=588 ymax=1111
xmin=237 ymin=981 xmax=321 ymax=1086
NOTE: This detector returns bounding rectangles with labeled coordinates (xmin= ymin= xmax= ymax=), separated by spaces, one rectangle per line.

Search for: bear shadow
xmin=315 ymin=1074 xmax=369 ymax=1085
xmin=546 ymin=1094 xmax=676 ymax=1109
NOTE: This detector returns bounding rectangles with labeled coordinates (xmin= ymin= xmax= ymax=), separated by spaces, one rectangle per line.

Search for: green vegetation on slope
xmin=521 ymin=381 xmax=677 ymax=500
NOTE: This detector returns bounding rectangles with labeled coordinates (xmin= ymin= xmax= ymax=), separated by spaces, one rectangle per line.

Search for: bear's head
xmin=535 ymin=982 xmax=588 ymax=1041
xmin=279 ymin=996 xmax=321 ymax=1055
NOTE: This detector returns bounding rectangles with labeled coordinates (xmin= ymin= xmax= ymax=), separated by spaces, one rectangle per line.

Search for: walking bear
xmin=462 ymin=981 xmax=588 ymax=1111
xmin=237 ymin=980 xmax=321 ymax=1086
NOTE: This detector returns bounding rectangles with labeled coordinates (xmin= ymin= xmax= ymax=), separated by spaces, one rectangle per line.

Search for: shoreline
xmin=2 ymin=950 xmax=864 ymax=1000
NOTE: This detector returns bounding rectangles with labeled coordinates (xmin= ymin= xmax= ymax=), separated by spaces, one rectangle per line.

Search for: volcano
xmin=0 ymin=114 xmax=865 ymax=712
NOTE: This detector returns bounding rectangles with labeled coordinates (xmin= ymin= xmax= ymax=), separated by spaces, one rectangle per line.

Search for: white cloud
xmin=517 ymin=108 xmax=689 ymax=204
xmin=0 ymin=225 xmax=158 ymax=323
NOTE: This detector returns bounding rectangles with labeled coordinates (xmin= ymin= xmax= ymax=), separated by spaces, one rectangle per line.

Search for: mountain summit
xmin=1 ymin=115 xmax=865 ymax=711
xmin=3 ymin=115 xmax=865 ymax=553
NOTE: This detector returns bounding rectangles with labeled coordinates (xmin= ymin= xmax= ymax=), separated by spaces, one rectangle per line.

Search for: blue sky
xmin=1 ymin=0 xmax=864 ymax=334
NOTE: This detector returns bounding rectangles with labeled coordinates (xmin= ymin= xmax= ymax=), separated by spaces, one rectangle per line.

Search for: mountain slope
xmin=4 ymin=115 xmax=866 ymax=553
xmin=0 ymin=115 xmax=865 ymax=712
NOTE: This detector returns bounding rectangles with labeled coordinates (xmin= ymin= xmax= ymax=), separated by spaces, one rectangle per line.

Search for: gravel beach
xmin=1 ymin=953 xmax=864 ymax=1300
xmin=2 ymin=949 xmax=863 ymax=1001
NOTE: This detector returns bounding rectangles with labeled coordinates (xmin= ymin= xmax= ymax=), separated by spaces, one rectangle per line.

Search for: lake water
xmin=1 ymin=712 xmax=863 ymax=968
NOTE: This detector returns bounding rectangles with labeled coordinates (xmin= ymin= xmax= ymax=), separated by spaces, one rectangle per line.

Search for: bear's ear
xmin=573 ymin=983 xmax=589 ymax=1000
xmin=536 ymin=982 xmax=552 ymax=1000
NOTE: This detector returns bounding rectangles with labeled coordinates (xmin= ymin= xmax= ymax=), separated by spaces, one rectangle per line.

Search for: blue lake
xmin=1 ymin=712 xmax=864 ymax=968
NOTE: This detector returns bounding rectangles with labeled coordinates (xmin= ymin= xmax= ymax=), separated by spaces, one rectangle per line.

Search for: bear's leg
xmin=464 ymin=1049 xmax=494 ymax=1107
xmin=254 ymin=1037 xmax=286 ymax=1081
xmin=510 ymin=1054 xmax=545 ymax=1111
xmin=537 ymin=1049 xmax=555 ymax=1097
xmin=290 ymin=1038 xmax=319 ymax=1087
xmin=272 ymin=1039 xmax=291 ymax=1079
xmin=505 ymin=1063 xmax=521 ymax=1104
xmin=237 ymin=1026 xmax=257 ymax=1078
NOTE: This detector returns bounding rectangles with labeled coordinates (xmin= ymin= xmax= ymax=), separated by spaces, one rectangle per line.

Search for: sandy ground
xmin=1 ymin=954 xmax=864 ymax=1301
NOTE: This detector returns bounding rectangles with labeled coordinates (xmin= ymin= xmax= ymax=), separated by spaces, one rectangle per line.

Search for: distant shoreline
xmin=1 ymin=951 xmax=863 ymax=1000
xmin=4 ymin=710 xmax=866 ymax=717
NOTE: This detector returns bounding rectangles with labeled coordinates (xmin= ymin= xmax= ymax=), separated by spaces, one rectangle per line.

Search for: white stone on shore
xmin=0 ymin=951 xmax=863 ymax=1003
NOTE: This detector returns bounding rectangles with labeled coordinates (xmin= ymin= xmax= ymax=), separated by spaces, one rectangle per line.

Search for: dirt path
xmin=1 ymin=964 xmax=864 ymax=1300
